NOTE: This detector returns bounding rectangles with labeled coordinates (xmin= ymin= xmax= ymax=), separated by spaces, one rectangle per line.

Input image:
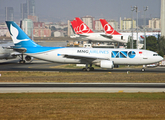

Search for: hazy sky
xmin=0 ymin=0 xmax=161 ymax=23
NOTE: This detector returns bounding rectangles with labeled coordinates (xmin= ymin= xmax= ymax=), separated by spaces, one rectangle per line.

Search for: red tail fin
xmin=100 ymin=19 xmax=121 ymax=35
xmin=75 ymin=17 xmax=93 ymax=34
xmin=70 ymin=20 xmax=79 ymax=34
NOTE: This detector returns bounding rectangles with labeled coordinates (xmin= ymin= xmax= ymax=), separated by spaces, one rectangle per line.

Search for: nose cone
xmin=159 ymin=56 xmax=164 ymax=62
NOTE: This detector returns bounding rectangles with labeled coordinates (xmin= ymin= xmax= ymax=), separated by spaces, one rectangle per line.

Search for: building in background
xmin=68 ymin=20 xmax=74 ymax=36
xmin=28 ymin=15 xmax=38 ymax=22
xmin=81 ymin=15 xmax=95 ymax=30
xmin=20 ymin=3 xmax=27 ymax=20
xmin=27 ymin=0 xmax=35 ymax=16
xmin=94 ymin=20 xmax=103 ymax=31
xmin=5 ymin=7 xmax=14 ymax=21
xmin=95 ymin=19 xmax=119 ymax=31
xmin=33 ymin=22 xmax=51 ymax=37
xmin=149 ymin=18 xmax=161 ymax=30
xmin=22 ymin=19 xmax=33 ymax=37
xmin=107 ymin=19 xmax=119 ymax=30
xmin=54 ymin=31 xmax=65 ymax=37
xmin=0 ymin=23 xmax=8 ymax=37
xmin=20 ymin=0 xmax=36 ymax=20
xmin=120 ymin=18 xmax=136 ymax=30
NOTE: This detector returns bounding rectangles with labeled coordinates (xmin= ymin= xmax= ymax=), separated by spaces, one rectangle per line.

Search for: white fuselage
xmin=25 ymin=47 xmax=163 ymax=65
xmin=70 ymin=32 xmax=160 ymax=43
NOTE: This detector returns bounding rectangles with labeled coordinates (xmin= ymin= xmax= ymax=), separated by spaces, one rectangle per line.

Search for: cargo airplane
xmin=6 ymin=21 xmax=163 ymax=71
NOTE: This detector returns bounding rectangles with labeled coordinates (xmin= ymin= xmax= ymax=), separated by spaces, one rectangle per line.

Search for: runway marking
xmin=118 ymin=90 xmax=124 ymax=93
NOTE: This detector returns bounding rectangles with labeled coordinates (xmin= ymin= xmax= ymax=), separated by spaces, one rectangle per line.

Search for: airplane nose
xmin=159 ymin=56 xmax=164 ymax=62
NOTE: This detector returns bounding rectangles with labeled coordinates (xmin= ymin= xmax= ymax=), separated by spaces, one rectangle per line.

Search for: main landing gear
xmin=19 ymin=53 xmax=25 ymax=64
xmin=82 ymin=64 xmax=94 ymax=71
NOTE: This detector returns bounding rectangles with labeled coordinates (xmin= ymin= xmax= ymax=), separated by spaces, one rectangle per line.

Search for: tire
xmin=90 ymin=67 xmax=94 ymax=71
xmin=87 ymin=67 xmax=90 ymax=71
xmin=141 ymin=68 xmax=145 ymax=72
xmin=82 ymin=68 xmax=87 ymax=71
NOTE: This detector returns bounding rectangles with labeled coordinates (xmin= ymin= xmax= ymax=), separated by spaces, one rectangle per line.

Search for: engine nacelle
xmin=100 ymin=60 xmax=114 ymax=69
xmin=95 ymin=60 xmax=114 ymax=69
xmin=24 ymin=55 xmax=33 ymax=63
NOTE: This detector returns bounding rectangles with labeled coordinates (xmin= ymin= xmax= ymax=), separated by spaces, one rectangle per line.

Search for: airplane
xmin=70 ymin=17 xmax=127 ymax=43
xmin=5 ymin=21 xmax=163 ymax=71
xmin=0 ymin=43 xmax=17 ymax=60
xmin=0 ymin=42 xmax=33 ymax=63
xmin=100 ymin=19 xmax=160 ymax=42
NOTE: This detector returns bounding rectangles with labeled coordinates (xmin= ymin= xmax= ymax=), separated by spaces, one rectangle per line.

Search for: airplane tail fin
xmin=75 ymin=17 xmax=93 ymax=34
xmin=100 ymin=19 xmax=121 ymax=35
xmin=5 ymin=21 xmax=41 ymax=48
xmin=70 ymin=20 xmax=79 ymax=34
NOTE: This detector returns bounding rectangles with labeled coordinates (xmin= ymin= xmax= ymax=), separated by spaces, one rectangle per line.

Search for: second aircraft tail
xmin=6 ymin=21 xmax=41 ymax=48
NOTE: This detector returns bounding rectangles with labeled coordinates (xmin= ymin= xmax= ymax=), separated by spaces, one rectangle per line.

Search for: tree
xmin=126 ymin=40 xmax=136 ymax=49
xmin=50 ymin=26 xmax=57 ymax=31
xmin=158 ymin=51 xmax=164 ymax=57
xmin=146 ymin=36 xmax=157 ymax=52
xmin=157 ymin=36 xmax=165 ymax=56
xmin=51 ymin=32 xmax=54 ymax=37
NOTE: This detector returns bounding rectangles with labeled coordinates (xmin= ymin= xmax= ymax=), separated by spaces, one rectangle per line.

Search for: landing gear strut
xmin=82 ymin=63 xmax=94 ymax=71
xmin=141 ymin=68 xmax=145 ymax=72
xmin=141 ymin=65 xmax=146 ymax=72
xmin=19 ymin=53 xmax=25 ymax=64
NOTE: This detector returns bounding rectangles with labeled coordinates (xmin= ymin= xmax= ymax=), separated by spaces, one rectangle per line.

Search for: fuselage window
xmin=153 ymin=54 xmax=158 ymax=56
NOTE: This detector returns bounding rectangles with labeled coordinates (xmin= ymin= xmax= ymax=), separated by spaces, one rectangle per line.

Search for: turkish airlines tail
xmin=74 ymin=17 xmax=93 ymax=34
xmin=71 ymin=20 xmax=79 ymax=34
xmin=100 ymin=19 xmax=121 ymax=35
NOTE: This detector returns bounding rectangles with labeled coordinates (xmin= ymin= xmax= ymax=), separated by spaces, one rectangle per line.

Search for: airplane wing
xmin=62 ymin=54 xmax=109 ymax=60
xmin=100 ymin=34 xmax=113 ymax=39
xmin=13 ymin=48 xmax=27 ymax=53
xmin=78 ymin=34 xmax=89 ymax=37
xmin=100 ymin=34 xmax=127 ymax=43
xmin=4 ymin=46 xmax=27 ymax=53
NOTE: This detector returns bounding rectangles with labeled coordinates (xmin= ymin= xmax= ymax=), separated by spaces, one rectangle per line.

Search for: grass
xmin=0 ymin=71 xmax=165 ymax=119
xmin=0 ymin=71 xmax=165 ymax=83
xmin=0 ymin=93 xmax=165 ymax=119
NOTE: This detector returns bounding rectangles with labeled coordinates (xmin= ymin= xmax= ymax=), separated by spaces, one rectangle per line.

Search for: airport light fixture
xmin=131 ymin=6 xmax=136 ymax=49
xmin=143 ymin=6 xmax=148 ymax=50
xmin=133 ymin=6 xmax=139 ymax=49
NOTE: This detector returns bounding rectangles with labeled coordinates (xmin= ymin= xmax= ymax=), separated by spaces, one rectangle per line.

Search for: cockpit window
xmin=153 ymin=54 xmax=158 ymax=56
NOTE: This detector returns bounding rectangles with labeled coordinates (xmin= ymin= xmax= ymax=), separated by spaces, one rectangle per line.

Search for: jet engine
xmin=94 ymin=60 xmax=114 ymax=69
xmin=24 ymin=55 xmax=33 ymax=63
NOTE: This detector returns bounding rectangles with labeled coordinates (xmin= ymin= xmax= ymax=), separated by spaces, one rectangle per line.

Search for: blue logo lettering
xmin=89 ymin=50 xmax=109 ymax=54
xmin=111 ymin=51 xmax=136 ymax=58
xmin=128 ymin=51 xmax=136 ymax=58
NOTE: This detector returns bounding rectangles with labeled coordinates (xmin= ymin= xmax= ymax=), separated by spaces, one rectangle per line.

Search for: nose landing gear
xmin=141 ymin=65 xmax=146 ymax=72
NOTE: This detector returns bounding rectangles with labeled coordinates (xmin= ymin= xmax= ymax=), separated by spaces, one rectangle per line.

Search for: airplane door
xmin=139 ymin=51 xmax=148 ymax=64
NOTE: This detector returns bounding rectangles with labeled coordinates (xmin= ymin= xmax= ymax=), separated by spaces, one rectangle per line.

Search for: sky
xmin=0 ymin=0 xmax=161 ymax=23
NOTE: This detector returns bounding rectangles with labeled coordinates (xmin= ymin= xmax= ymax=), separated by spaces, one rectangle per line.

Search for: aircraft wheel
xmin=19 ymin=60 xmax=25 ymax=64
xmin=141 ymin=68 xmax=145 ymax=72
xmin=82 ymin=68 xmax=87 ymax=71
xmin=90 ymin=67 xmax=94 ymax=71
xmin=87 ymin=67 xmax=91 ymax=71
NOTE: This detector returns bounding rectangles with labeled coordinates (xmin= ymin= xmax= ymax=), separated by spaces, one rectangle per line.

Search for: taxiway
xmin=0 ymin=83 xmax=165 ymax=93
xmin=0 ymin=59 xmax=165 ymax=73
